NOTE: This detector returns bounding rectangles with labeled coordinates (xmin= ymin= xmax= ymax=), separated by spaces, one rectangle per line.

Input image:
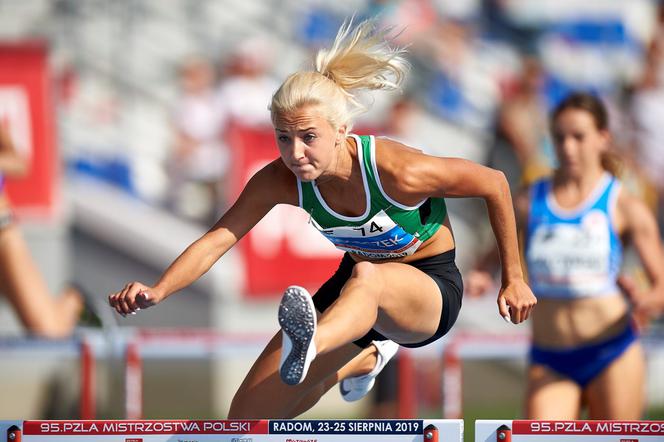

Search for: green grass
xmin=461 ymin=404 xmax=521 ymax=442
xmin=645 ymin=406 xmax=664 ymax=419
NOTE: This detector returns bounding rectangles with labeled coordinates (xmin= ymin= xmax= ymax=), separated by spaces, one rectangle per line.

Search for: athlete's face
xmin=274 ymin=105 xmax=346 ymax=181
xmin=552 ymin=108 xmax=609 ymax=177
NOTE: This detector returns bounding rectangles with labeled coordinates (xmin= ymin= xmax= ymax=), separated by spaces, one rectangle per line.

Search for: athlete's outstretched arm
xmin=108 ymin=160 xmax=297 ymax=315
xmin=403 ymin=152 xmax=536 ymax=323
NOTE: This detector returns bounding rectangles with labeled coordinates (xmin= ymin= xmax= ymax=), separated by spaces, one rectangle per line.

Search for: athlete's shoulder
xmin=372 ymin=136 xmax=428 ymax=174
xmin=614 ymin=183 xmax=651 ymax=232
xmin=371 ymin=136 xmax=440 ymax=199
xmin=525 ymin=174 xmax=553 ymax=201
xmin=528 ymin=174 xmax=553 ymax=189
xmin=256 ymin=158 xmax=294 ymax=179
xmin=247 ymin=158 xmax=298 ymax=205
xmin=374 ymin=136 xmax=424 ymax=155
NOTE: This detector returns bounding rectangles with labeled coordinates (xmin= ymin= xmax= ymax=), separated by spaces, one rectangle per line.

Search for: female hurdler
xmin=109 ymin=20 xmax=536 ymax=418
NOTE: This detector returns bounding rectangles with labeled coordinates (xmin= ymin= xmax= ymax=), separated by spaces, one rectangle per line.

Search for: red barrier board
xmin=476 ymin=420 xmax=664 ymax=442
xmin=0 ymin=42 xmax=59 ymax=220
xmin=513 ymin=420 xmax=664 ymax=438
xmin=23 ymin=420 xmax=269 ymax=435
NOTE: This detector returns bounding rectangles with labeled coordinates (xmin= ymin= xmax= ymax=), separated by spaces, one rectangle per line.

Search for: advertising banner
xmin=512 ymin=420 xmax=664 ymax=441
xmin=0 ymin=42 xmax=59 ymax=219
xmin=7 ymin=419 xmax=463 ymax=441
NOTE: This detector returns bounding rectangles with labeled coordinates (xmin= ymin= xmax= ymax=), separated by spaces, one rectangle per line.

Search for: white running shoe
xmin=339 ymin=339 xmax=399 ymax=402
xmin=278 ymin=286 xmax=317 ymax=385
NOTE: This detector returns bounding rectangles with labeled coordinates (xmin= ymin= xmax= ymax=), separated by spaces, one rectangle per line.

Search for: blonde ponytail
xmin=315 ymin=20 xmax=409 ymax=99
xmin=270 ymin=19 xmax=409 ymax=131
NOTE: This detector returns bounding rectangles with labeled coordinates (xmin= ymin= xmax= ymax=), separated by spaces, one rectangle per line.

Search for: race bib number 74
xmin=310 ymin=210 xmax=421 ymax=259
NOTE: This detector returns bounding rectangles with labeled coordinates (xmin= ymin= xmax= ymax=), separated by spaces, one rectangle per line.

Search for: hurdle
xmin=476 ymin=420 xmax=664 ymax=442
xmin=442 ymin=332 xmax=530 ymax=419
xmin=122 ymin=328 xmax=272 ymax=419
xmin=0 ymin=328 xmax=420 ymax=420
xmin=1 ymin=419 xmax=463 ymax=441
xmin=0 ymin=336 xmax=98 ymax=419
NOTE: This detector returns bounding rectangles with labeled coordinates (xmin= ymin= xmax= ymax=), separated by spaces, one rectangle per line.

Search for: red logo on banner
xmin=621 ymin=439 xmax=639 ymax=442
xmin=125 ymin=439 xmax=143 ymax=442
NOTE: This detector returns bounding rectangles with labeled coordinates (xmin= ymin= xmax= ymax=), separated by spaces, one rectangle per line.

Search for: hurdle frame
xmin=0 ymin=336 xmax=97 ymax=419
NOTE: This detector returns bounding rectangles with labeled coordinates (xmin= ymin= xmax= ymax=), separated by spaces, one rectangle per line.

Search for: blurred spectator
xmin=630 ymin=2 xmax=664 ymax=234
xmin=168 ymin=56 xmax=229 ymax=224
xmin=415 ymin=17 xmax=505 ymax=131
xmin=0 ymin=125 xmax=85 ymax=338
xmin=602 ymin=87 xmax=659 ymax=215
xmin=490 ymin=55 xmax=554 ymax=191
xmin=377 ymin=95 xmax=420 ymax=143
xmin=215 ymin=37 xmax=279 ymax=129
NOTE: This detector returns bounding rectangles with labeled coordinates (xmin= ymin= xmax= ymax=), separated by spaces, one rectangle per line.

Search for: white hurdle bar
xmin=476 ymin=420 xmax=664 ymax=441
xmin=1 ymin=419 xmax=463 ymax=441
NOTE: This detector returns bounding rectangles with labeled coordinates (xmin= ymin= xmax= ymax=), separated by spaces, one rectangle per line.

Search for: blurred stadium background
xmin=0 ymin=0 xmax=662 ymax=438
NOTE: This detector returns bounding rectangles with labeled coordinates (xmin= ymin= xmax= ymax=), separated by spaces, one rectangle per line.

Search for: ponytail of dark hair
xmin=600 ymin=150 xmax=623 ymax=177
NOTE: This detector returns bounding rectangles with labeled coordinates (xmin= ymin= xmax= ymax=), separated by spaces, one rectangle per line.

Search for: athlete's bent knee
xmin=347 ymin=261 xmax=383 ymax=305
xmin=351 ymin=260 xmax=378 ymax=280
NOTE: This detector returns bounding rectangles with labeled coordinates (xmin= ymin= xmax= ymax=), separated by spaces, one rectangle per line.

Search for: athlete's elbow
xmin=484 ymin=169 xmax=510 ymax=200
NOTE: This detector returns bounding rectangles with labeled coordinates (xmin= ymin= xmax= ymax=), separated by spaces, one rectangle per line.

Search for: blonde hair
xmin=270 ymin=19 xmax=409 ymax=132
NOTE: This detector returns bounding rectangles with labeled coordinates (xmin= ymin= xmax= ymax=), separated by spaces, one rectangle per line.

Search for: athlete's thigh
xmin=585 ymin=342 xmax=645 ymax=419
xmin=0 ymin=227 xmax=52 ymax=311
xmin=369 ymin=261 xmax=443 ymax=345
xmin=229 ymin=331 xmax=363 ymax=418
xmin=0 ymin=226 xmax=38 ymax=293
xmin=526 ymin=363 xmax=582 ymax=419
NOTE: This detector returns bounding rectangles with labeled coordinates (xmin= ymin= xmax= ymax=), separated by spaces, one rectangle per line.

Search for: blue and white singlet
xmin=525 ymin=173 xmax=622 ymax=298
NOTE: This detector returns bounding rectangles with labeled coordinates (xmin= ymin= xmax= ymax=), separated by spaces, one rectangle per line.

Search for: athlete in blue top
xmin=109 ymin=19 xmax=536 ymax=418
xmin=468 ymin=92 xmax=664 ymax=419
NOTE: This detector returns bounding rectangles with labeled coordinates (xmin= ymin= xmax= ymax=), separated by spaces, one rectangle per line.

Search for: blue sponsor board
xmin=269 ymin=420 xmax=423 ymax=435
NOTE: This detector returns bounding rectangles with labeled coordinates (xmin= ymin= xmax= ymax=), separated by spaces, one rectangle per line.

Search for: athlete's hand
xmin=464 ymin=270 xmax=495 ymax=298
xmin=108 ymin=281 xmax=161 ymax=317
xmin=618 ymin=274 xmax=662 ymax=332
xmin=497 ymin=278 xmax=537 ymax=324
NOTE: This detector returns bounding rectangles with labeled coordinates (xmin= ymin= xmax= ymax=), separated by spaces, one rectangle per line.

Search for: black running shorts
xmin=312 ymin=249 xmax=463 ymax=348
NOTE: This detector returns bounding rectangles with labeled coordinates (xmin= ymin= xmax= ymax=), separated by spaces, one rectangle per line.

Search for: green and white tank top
xmin=298 ymin=134 xmax=447 ymax=260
